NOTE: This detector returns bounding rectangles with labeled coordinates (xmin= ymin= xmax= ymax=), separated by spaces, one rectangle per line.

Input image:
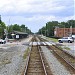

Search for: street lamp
xmin=70 ymin=25 xmax=72 ymax=37
xmin=41 ymin=29 xmax=42 ymax=35
xmin=4 ymin=29 xmax=8 ymax=42
xmin=68 ymin=22 xmax=72 ymax=37
xmin=64 ymin=25 xmax=65 ymax=37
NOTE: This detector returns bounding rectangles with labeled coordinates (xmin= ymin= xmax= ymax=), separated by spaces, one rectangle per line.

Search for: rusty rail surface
xmin=24 ymin=44 xmax=47 ymax=75
xmin=49 ymin=45 xmax=75 ymax=70
xmin=38 ymin=36 xmax=75 ymax=71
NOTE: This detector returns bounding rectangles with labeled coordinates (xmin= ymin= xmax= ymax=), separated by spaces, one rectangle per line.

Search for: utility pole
xmin=41 ymin=29 xmax=42 ymax=35
xmin=45 ymin=30 xmax=47 ymax=36
xmin=4 ymin=29 xmax=8 ymax=42
xmin=70 ymin=25 xmax=72 ymax=37
xmin=64 ymin=25 xmax=65 ymax=37
xmin=0 ymin=15 xmax=1 ymax=23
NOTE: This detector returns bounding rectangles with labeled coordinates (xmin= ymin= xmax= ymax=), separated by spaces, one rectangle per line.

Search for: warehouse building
xmin=54 ymin=28 xmax=75 ymax=38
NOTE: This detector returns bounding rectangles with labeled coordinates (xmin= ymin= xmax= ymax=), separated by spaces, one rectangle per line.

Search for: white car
xmin=0 ymin=39 xmax=6 ymax=44
xmin=58 ymin=37 xmax=74 ymax=43
xmin=72 ymin=35 xmax=75 ymax=39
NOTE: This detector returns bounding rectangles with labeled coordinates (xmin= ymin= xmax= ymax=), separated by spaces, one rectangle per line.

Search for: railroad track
xmin=24 ymin=37 xmax=48 ymax=75
xmin=37 ymin=36 xmax=75 ymax=73
xmin=23 ymin=36 xmax=53 ymax=75
xmin=49 ymin=45 xmax=75 ymax=70
xmin=23 ymin=36 xmax=75 ymax=74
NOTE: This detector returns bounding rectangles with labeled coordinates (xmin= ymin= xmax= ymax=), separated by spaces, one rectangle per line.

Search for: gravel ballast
xmin=41 ymin=46 xmax=71 ymax=75
xmin=0 ymin=36 xmax=32 ymax=75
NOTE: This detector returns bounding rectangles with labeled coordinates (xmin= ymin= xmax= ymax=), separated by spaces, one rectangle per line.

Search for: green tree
xmin=20 ymin=24 xmax=25 ymax=32
xmin=0 ymin=22 xmax=6 ymax=38
xmin=58 ymin=22 xmax=66 ymax=28
xmin=46 ymin=21 xmax=58 ymax=36
xmin=38 ymin=26 xmax=46 ymax=36
xmin=7 ymin=25 xmax=13 ymax=33
xmin=67 ymin=20 xmax=75 ymax=28
xmin=13 ymin=24 xmax=21 ymax=31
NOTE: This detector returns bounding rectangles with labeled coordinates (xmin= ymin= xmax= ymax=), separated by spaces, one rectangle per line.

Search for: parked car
xmin=72 ymin=35 xmax=75 ymax=39
xmin=0 ymin=39 xmax=6 ymax=44
xmin=58 ymin=37 xmax=74 ymax=43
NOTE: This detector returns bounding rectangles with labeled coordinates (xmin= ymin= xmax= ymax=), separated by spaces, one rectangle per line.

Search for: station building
xmin=54 ymin=28 xmax=75 ymax=38
xmin=10 ymin=31 xmax=28 ymax=39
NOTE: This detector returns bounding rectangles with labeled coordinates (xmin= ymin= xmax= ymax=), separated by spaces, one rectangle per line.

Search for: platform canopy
xmin=12 ymin=31 xmax=28 ymax=39
xmin=13 ymin=31 xmax=28 ymax=35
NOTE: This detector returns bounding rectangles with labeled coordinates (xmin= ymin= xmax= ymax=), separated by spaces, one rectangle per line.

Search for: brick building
xmin=54 ymin=27 xmax=75 ymax=37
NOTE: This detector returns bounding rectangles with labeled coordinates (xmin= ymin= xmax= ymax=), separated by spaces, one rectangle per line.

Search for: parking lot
xmin=42 ymin=35 xmax=75 ymax=57
xmin=58 ymin=40 xmax=75 ymax=57
xmin=61 ymin=40 xmax=75 ymax=50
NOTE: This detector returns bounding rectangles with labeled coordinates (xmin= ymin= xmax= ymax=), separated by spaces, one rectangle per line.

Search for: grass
xmin=4 ymin=60 xmax=11 ymax=64
xmin=2 ymin=59 xmax=11 ymax=65
xmin=58 ymin=46 xmax=63 ymax=50
xmin=64 ymin=47 xmax=70 ymax=50
xmin=46 ymin=37 xmax=58 ymax=42
xmin=23 ymin=47 xmax=30 ymax=59
xmin=58 ymin=46 xmax=70 ymax=50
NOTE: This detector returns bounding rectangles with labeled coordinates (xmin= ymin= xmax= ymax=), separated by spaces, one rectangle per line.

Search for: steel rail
xmin=53 ymin=49 xmax=75 ymax=70
xmin=39 ymin=36 xmax=75 ymax=58
xmin=53 ymin=45 xmax=75 ymax=58
xmin=38 ymin=36 xmax=75 ymax=70
xmin=24 ymin=42 xmax=48 ymax=75
xmin=38 ymin=46 xmax=48 ymax=75
xmin=24 ymin=52 xmax=31 ymax=75
xmin=24 ymin=43 xmax=33 ymax=75
xmin=49 ymin=46 xmax=75 ymax=70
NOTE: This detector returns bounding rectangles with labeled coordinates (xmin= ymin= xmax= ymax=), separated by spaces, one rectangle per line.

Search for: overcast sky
xmin=0 ymin=0 xmax=74 ymax=32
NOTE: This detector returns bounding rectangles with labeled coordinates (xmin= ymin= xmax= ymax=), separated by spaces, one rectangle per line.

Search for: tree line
xmin=38 ymin=20 xmax=75 ymax=37
xmin=0 ymin=20 xmax=32 ymax=39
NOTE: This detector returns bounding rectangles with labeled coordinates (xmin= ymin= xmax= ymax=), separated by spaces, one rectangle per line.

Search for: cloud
xmin=2 ymin=15 xmax=74 ymax=32
xmin=0 ymin=0 xmax=73 ymax=16
xmin=0 ymin=0 xmax=74 ymax=32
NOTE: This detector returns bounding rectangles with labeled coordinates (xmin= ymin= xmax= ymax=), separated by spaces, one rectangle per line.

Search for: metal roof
xmin=13 ymin=31 xmax=28 ymax=35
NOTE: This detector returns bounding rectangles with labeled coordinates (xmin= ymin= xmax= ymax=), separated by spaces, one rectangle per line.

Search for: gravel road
xmin=0 ymin=36 xmax=32 ymax=75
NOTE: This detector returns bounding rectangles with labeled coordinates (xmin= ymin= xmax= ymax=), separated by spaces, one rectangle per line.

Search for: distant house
xmin=54 ymin=28 xmax=75 ymax=37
